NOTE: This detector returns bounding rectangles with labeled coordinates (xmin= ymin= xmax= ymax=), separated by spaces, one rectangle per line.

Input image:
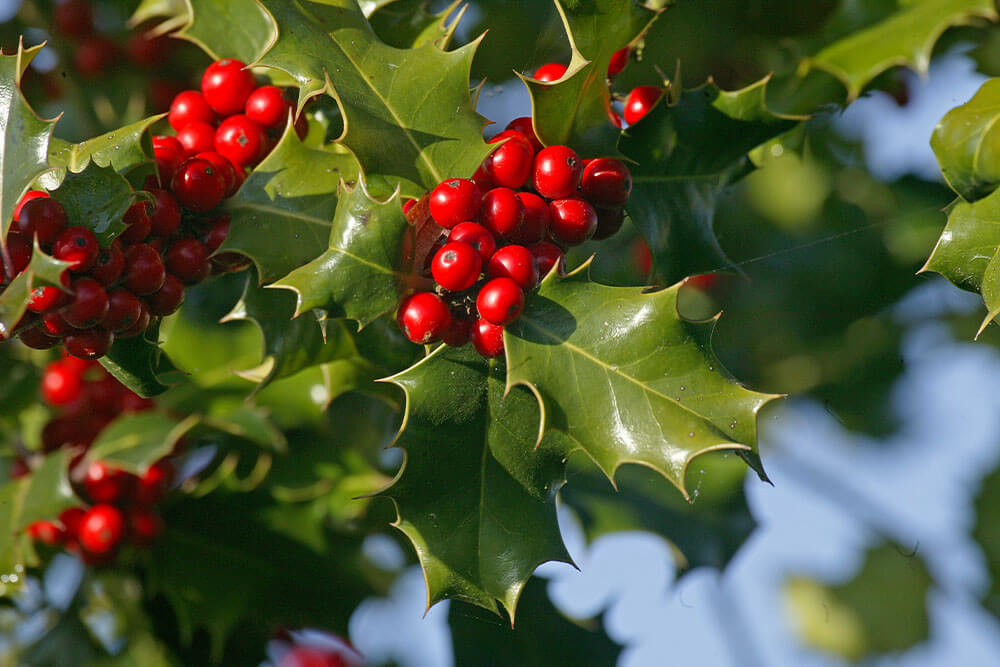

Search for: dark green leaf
xmin=45 ymin=114 xmax=161 ymax=187
xmin=84 ymin=413 xmax=196 ymax=473
xmin=99 ymin=320 xmax=182 ymax=398
xmin=219 ymin=124 xmax=360 ymax=283
xmin=368 ymin=0 xmax=465 ymax=49
xmin=973 ymin=458 xmax=1000 ymax=622
xmin=202 ymin=404 xmax=287 ymax=452
xmin=178 ymin=0 xmax=275 ymax=64
xmin=785 ymin=543 xmax=932 ymax=661
xmin=931 ymin=78 xmax=1000 ymax=202
xmin=505 ymin=262 xmax=778 ymax=496
xmin=381 ymin=345 xmax=572 ymax=617
xmin=524 ymin=0 xmax=658 ymax=156
xmin=0 ymin=44 xmax=58 ymax=248
xmin=257 ymin=0 xmax=491 ymax=189
xmin=270 ymin=182 xmax=411 ymax=327
xmin=49 ymin=163 xmax=139 ymax=245
xmin=620 ymin=78 xmax=798 ymax=284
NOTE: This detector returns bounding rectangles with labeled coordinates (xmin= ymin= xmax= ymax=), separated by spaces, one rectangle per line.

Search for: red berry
xmin=581 ymin=158 xmax=632 ymax=207
xmin=18 ymin=325 xmax=59 ymax=349
xmin=102 ymin=288 xmax=143 ymax=332
xmin=245 ymin=85 xmax=292 ymax=128
xmin=59 ymin=507 xmax=86 ymax=537
xmin=505 ymin=117 xmax=543 ymax=153
xmin=485 ymin=130 xmax=535 ymax=189
xmin=89 ymin=240 xmax=125 ymax=285
xmin=171 ymin=158 xmax=225 ymax=211
xmin=42 ymin=311 xmax=74 ymax=337
xmin=431 ymin=241 xmax=482 ymax=292
xmin=488 ymin=245 xmax=538 ymax=290
xmin=176 ymin=121 xmax=217 ymax=156
xmin=52 ymin=226 xmax=99 ymax=272
xmin=147 ymin=189 xmax=182 ymax=237
xmin=508 ymin=192 xmax=550 ymax=244
xmin=62 ymin=277 xmax=108 ymax=328
xmin=480 ymin=187 xmax=525 ymax=239
xmin=193 ymin=152 xmax=239 ymax=197
xmin=14 ymin=190 xmax=49 ymax=222
xmin=529 ymin=241 xmax=565 ymax=277
xmin=119 ymin=389 xmax=154 ymax=412
xmin=201 ymin=59 xmax=256 ymax=115
xmin=41 ymin=360 xmax=83 ymax=406
xmin=534 ymin=63 xmax=567 ymax=82
xmin=83 ymin=462 xmax=136 ymax=505
xmin=152 ymin=135 xmax=185 ymax=182
xmin=397 ymin=292 xmax=451 ymax=344
xmin=27 ymin=520 xmax=64 ymax=546
xmin=77 ymin=504 xmax=125 ymax=556
xmin=134 ymin=460 xmax=174 ymax=505
xmin=16 ymin=197 xmax=67 ymax=247
xmin=476 ymin=277 xmax=524 ymax=325
xmin=64 ymin=327 xmax=114 ymax=360
xmin=607 ymin=48 xmax=629 ymax=78
xmin=117 ymin=303 xmax=150 ymax=339
xmin=123 ymin=244 xmax=166 ymax=295
xmin=448 ymin=222 xmax=496 ymax=262
xmin=592 ymin=206 xmax=624 ymax=240
xmin=145 ymin=273 xmax=186 ymax=316
xmin=549 ymin=198 xmax=598 ymax=246
xmin=74 ymin=36 xmax=118 ymax=78
xmin=203 ymin=215 xmax=230 ymax=252
xmin=533 ymin=145 xmax=582 ymax=199
xmin=215 ymin=114 xmax=267 ymax=168
xmin=623 ymin=85 xmax=663 ymax=125
xmin=120 ymin=202 xmax=152 ymax=245
xmin=472 ymin=163 xmax=494 ymax=194
xmin=168 ymin=90 xmax=216 ymax=131
xmin=402 ymin=199 xmax=416 ymax=215
xmin=127 ymin=29 xmax=174 ymax=69
xmin=429 ymin=179 xmax=481 ymax=229
xmin=85 ymin=375 xmax=123 ymax=414
xmin=52 ymin=0 xmax=93 ymax=37
xmin=2 ymin=233 xmax=31 ymax=278
xmin=470 ymin=319 xmax=504 ymax=358
xmin=440 ymin=317 xmax=471 ymax=347
xmin=166 ymin=239 xmax=211 ymax=284
xmin=128 ymin=507 xmax=164 ymax=547
xmin=28 ymin=284 xmax=69 ymax=314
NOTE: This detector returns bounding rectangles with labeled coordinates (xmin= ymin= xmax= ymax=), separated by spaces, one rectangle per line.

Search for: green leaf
xmin=505 ymin=262 xmax=778 ymax=496
xmin=178 ymin=0 xmax=275 ymax=64
xmin=0 ymin=44 xmax=58 ymax=250
xmin=784 ymin=543 xmax=932 ymax=661
xmin=219 ymin=124 xmax=360 ymax=283
xmin=381 ymin=345 xmax=572 ymax=617
xmin=270 ymin=182 xmax=411 ymax=327
xmin=257 ymin=0 xmax=491 ymax=189
xmin=84 ymin=413 xmax=197 ymax=473
xmin=620 ymin=78 xmax=798 ymax=284
xmin=0 ymin=241 xmax=71 ymax=340
xmin=99 ymin=320 xmax=181 ymax=398
xmin=523 ymin=0 xmax=658 ymax=156
xmin=202 ymin=404 xmax=287 ymax=452
xmin=45 ymin=115 xmax=161 ymax=186
xmin=561 ymin=451 xmax=755 ymax=573
xmin=931 ymin=78 xmax=1000 ymax=202
xmin=48 ymin=163 xmax=139 ymax=246
xmin=368 ymin=0 xmax=465 ymax=49
xmin=0 ymin=451 xmax=76 ymax=593
xmin=804 ymin=0 xmax=997 ymax=102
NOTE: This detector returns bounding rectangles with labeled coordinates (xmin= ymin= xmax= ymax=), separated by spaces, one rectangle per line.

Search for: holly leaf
xmin=0 ymin=451 xmax=76 ymax=593
xmin=561 ymin=451 xmax=755 ymax=573
xmin=99 ymin=320 xmax=182 ymax=398
xmin=523 ymin=0 xmax=659 ymax=156
xmin=505 ymin=261 xmax=778 ymax=496
xmin=48 ymin=163 xmax=140 ymax=246
xmin=84 ymin=413 xmax=197 ymax=473
xmin=45 ymin=114 xmax=161 ymax=188
xmin=256 ymin=0 xmax=491 ymax=190
xmin=931 ymin=78 xmax=1000 ymax=203
xmin=620 ymin=78 xmax=799 ymax=284
xmin=368 ymin=0 xmax=466 ymax=49
xmin=784 ymin=543 xmax=932 ymax=661
xmin=270 ymin=181 xmax=411 ymax=327
xmin=219 ymin=123 xmax=360 ymax=283
xmin=222 ymin=270 xmax=380 ymax=395
xmin=178 ymin=0 xmax=275 ymax=64
xmin=0 ymin=43 xmax=59 ymax=250
xmin=380 ymin=345 xmax=572 ymax=617
xmin=0 ymin=241 xmax=71 ymax=340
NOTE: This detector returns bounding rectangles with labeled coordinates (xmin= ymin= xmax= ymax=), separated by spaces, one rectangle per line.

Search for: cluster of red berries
xmin=396 ymin=117 xmax=632 ymax=357
xmin=23 ymin=355 xmax=174 ymax=565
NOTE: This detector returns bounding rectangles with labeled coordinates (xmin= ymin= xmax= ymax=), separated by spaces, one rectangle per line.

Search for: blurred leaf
xmin=931 ymin=78 xmax=1000 ymax=202
xmin=785 ymin=543 xmax=932 ymax=661
xmin=257 ymin=0 xmax=491 ymax=190
xmin=271 ymin=182 xmax=411 ymax=327
xmin=620 ymin=78 xmax=798 ymax=284
xmin=449 ymin=577 xmax=620 ymax=666
xmin=219 ymin=124 xmax=360 ymax=283
xmin=202 ymin=405 xmax=287 ymax=452
xmin=84 ymin=414 xmax=196 ymax=473
xmin=972 ymin=457 xmax=1000 ymax=621
xmin=0 ymin=44 xmax=57 ymax=248
xmin=505 ymin=262 xmax=778 ymax=495
xmin=524 ymin=0 xmax=658 ymax=156
xmin=382 ymin=346 xmax=572 ymax=617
